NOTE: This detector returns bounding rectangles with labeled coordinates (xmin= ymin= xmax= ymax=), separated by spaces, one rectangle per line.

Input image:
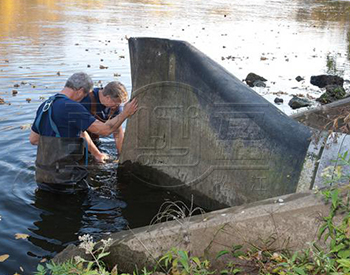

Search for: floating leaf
xmin=20 ymin=124 xmax=31 ymax=130
xmin=0 ymin=254 xmax=9 ymax=262
xmin=15 ymin=233 xmax=29 ymax=240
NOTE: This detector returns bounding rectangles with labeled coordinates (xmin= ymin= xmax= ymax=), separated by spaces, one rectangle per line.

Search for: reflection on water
xmin=1 ymin=0 xmax=350 ymax=273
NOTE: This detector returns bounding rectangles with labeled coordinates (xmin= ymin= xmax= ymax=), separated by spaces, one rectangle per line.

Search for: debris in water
xmin=15 ymin=233 xmax=29 ymax=240
xmin=114 ymin=73 xmax=121 ymax=77
xmin=87 ymin=64 xmax=91 ymax=68
xmin=119 ymin=55 xmax=125 ymax=59
xmin=0 ymin=254 xmax=9 ymax=262
xmin=57 ymin=71 xmax=61 ymax=76
xmin=39 ymin=96 xmax=45 ymax=100
xmin=14 ymin=84 xmax=20 ymax=88
xmin=12 ymin=90 xmax=18 ymax=96
xmin=295 ymin=76 xmax=304 ymax=82
xmin=20 ymin=124 xmax=31 ymax=130
xmin=4 ymin=60 xmax=9 ymax=63
xmin=274 ymin=97 xmax=283 ymax=104
xmin=26 ymin=98 xmax=31 ymax=103
xmin=0 ymin=98 xmax=5 ymax=104
xmin=99 ymin=65 xmax=108 ymax=69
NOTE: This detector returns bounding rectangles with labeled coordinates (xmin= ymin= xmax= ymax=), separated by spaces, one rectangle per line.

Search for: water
xmin=0 ymin=0 xmax=350 ymax=273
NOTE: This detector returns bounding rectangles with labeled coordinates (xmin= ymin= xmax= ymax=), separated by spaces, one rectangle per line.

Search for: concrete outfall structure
xmin=119 ymin=37 xmax=350 ymax=210
xmin=55 ymin=191 xmax=333 ymax=273
xmin=120 ymin=37 xmax=313 ymax=210
xmin=54 ymin=38 xmax=350 ymax=271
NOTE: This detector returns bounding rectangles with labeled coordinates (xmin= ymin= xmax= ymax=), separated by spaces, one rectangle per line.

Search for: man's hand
xmin=122 ymin=98 xmax=138 ymax=118
xmin=95 ymin=152 xmax=110 ymax=163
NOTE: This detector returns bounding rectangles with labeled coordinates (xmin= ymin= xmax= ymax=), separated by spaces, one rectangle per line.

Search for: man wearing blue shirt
xmin=80 ymin=81 xmax=128 ymax=159
xmin=29 ymin=72 xmax=137 ymax=192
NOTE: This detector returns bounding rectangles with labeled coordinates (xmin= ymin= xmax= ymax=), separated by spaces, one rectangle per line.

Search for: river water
xmin=0 ymin=0 xmax=350 ymax=273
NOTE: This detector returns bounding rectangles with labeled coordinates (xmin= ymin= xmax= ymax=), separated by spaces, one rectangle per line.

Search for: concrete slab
xmin=54 ymin=191 xmax=334 ymax=273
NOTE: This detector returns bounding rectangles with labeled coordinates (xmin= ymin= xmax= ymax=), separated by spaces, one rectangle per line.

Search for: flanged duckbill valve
xmin=119 ymin=37 xmax=312 ymax=210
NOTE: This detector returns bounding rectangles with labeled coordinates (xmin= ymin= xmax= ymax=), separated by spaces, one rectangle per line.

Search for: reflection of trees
xmin=296 ymin=0 xmax=350 ymax=27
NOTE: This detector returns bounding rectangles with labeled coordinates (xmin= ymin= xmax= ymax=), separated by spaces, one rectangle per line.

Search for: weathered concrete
xmin=119 ymin=37 xmax=312 ymax=210
xmin=291 ymin=96 xmax=350 ymax=132
xmin=55 ymin=191 xmax=335 ymax=273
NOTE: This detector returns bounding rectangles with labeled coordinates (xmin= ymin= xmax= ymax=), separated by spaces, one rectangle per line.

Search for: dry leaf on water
xmin=20 ymin=124 xmax=31 ymax=130
xmin=15 ymin=233 xmax=29 ymax=240
xmin=0 ymin=254 xmax=9 ymax=262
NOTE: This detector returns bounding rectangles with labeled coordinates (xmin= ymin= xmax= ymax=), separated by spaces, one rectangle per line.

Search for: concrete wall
xmin=119 ymin=37 xmax=312 ymax=210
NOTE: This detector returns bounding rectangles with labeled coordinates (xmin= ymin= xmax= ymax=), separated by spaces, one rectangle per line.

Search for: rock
xmin=253 ymin=80 xmax=266 ymax=87
xmin=288 ymin=96 xmax=312 ymax=109
xmin=295 ymin=76 xmax=304 ymax=82
xmin=310 ymin=75 xmax=344 ymax=88
xmin=12 ymin=90 xmax=18 ymax=95
xmin=274 ymin=97 xmax=283 ymax=104
xmin=316 ymin=85 xmax=346 ymax=105
xmin=245 ymin=73 xmax=267 ymax=87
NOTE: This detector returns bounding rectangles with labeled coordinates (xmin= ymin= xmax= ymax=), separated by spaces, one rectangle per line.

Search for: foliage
xmin=34 ymin=234 xmax=114 ymax=275
xmin=158 ymin=247 xmax=214 ymax=275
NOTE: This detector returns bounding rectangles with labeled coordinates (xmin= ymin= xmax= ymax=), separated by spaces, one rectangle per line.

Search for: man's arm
xmin=113 ymin=127 xmax=124 ymax=154
xmin=87 ymin=98 xmax=137 ymax=137
xmin=81 ymin=131 xmax=108 ymax=163
xmin=29 ymin=130 xmax=40 ymax=145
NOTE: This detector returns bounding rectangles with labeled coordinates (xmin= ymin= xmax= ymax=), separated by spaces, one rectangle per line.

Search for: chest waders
xmin=34 ymin=94 xmax=89 ymax=193
xmin=87 ymin=90 xmax=116 ymax=143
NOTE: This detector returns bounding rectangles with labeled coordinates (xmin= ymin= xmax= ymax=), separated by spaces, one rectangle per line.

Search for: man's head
xmin=101 ymin=81 xmax=128 ymax=108
xmin=65 ymin=72 xmax=93 ymax=100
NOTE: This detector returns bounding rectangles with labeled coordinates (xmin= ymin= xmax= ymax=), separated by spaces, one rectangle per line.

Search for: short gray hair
xmin=65 ymin=72 xmax=93 ymax=94
xmin=102 ymin=81 xmax=128 ymax=103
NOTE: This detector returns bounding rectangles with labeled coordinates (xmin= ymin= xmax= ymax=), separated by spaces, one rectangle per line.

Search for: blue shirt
xmin=31 ymin=94 xmax=96 ymax=138
xmin=80 ymin=88 xmax=122 ymax=121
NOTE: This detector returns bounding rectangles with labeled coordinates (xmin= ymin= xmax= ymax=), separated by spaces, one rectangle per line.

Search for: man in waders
xmin=29 ymin=72 xmax=138 ymax=193
xmin=80 ymin=81 xmax=127 ymax=161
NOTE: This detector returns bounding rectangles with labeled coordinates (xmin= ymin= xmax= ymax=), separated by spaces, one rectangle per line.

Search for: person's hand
xmin=95 ymin=153 xmax=109 ymax=163
xmin=123 ymin=98 xmax=138 ymax=118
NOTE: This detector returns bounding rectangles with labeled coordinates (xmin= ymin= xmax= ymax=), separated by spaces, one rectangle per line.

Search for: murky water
xmin=0 ymin=0 xmax=350 ymax=273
